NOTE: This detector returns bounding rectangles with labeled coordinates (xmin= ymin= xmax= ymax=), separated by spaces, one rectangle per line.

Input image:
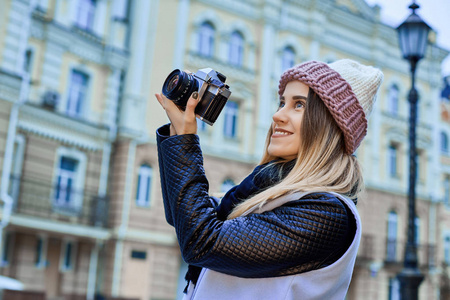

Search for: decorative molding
xmin=112 ymin=228 xmax=176 ymax=245
xmin=0 ymin=69 xmax=22 ymax=102
xmin=18 ymin=103 xmax=109 ymax=151
xmin=186 ymin=51 xmax=256 ymax=83
xmin=30 ymin=15 xmax=129 ymax=69
xmin=10 ymin=214 xmax=110 ymax=240
xmin=196 ymin=0 xmax=259 ymax=20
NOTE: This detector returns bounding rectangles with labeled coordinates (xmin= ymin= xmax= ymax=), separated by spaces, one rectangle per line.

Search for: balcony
xmin=9 ymin=175 xmax=109 ymax=228
xmin=356 ymin=234 xmax=375 ymax=266
xmin=384 ymin=238 xmax=436 ymax=271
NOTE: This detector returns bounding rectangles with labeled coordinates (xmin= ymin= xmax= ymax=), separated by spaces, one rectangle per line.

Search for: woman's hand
xmin=155 ymin=92 xmax=199 ymax=136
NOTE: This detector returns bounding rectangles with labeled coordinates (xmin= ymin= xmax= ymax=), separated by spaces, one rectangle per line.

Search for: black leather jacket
xmin=156 ymin=124 xmax=355 ymax=278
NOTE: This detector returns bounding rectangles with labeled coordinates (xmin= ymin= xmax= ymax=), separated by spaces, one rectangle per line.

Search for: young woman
xmin=155 ymin=59 xmax=383 ymax=300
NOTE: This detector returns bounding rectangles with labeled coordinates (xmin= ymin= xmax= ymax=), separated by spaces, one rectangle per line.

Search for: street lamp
xmin=396 ymin=2 xmax=431 ymax=300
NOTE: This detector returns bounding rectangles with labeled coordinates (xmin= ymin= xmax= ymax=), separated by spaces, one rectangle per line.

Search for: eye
xmin=278 ymin=101 xmax=285 ymax=109
xmin=295 ymin=101 xmax=305 ymax=109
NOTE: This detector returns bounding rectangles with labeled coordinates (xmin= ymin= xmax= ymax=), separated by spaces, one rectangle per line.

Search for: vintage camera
xmin=162 ymin=68 xmax=231 ymax=125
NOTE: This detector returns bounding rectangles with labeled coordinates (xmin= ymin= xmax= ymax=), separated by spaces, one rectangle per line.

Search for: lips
xmin=272 ymin=128 xmax=293 ymax=137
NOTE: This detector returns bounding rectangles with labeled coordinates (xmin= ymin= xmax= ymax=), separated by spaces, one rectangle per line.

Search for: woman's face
xmin=267 ymin=80 xmax=308 ymax=160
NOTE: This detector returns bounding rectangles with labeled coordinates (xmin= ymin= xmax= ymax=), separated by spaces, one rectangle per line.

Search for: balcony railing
xmin=9 ymin=175 xmax=109 ymax=228
xmin=356 ymin=234 xmax=375 ymax=265
xmin=384 ymin=238 xmax=436 ymax=269
xmin=385 ymin=238 xmax=399 ymax=263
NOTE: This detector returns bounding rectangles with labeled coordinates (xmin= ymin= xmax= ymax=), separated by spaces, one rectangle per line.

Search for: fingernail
xmin=192 ymin=92 xmax=198 ymax=99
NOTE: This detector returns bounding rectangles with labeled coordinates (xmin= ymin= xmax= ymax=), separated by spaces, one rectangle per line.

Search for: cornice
xmin=186 ymin=52 xmax=256 ymax=84
xmin=112 ymin=228 xmax=177 ymax=245
xmin=10 ymin=214 xmax=111 ymax=240
xmin=30 ymin=14 xmax=129 ymax=69
xmin=381 ymin=112 xmax=433 ymax=146
xmin=18 ymin=103 xmax=110 ymax=151
xmin=0 ymin=69 xmax=22 ymax=102
xmin=196 ymin=0 xmax=259 ymax=20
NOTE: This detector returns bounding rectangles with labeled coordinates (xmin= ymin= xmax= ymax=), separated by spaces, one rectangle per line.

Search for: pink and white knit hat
xmin=278 ymin=59 xmax=383 ymax=154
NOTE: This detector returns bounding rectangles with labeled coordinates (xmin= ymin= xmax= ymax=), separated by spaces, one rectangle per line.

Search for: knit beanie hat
xmin=278 ymin=59 xmax=383 ymax=154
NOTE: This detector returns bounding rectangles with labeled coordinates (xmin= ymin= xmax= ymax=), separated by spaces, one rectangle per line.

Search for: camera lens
xmin=162 ymin=69 xmax=199 ymax=107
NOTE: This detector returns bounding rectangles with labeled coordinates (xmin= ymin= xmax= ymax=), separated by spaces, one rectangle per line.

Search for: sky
xmin=364 ymin=0 xmax=450 ymax=77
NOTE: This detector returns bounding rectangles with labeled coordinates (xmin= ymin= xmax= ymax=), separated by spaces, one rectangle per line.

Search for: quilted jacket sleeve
xmin=156 ymin=125 xmax=353 ymax=278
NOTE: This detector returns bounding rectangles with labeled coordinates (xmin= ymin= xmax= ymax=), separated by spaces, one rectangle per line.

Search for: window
xmin=221 ymin=179 xmax=235 ymax=193
xmin=388 ymin=84 xmax=399 ymax=116
xmin=35 ymin=237 xmax=48 ymax=268
xmin=415 ymin=217 xmax=420 ymax=246
xmin=55 ymin=157 xmax=78 ymax=207
xmin=76 ymin=0 xmax=96 ymax=31
xmin=388 ymin=277 xmax=400 ymax=300
xmin=281 ymin=46 xmax=295 ymax=72
xmin=388 ymin=144 xmax=398 ymax=177
xmin=136 ymin=164 xmax=152 ymax=207
xmin=198 ymin=22 xmax=215 ymax=57
xmin=1 ymin=232 xmax=12 ymax=266
xmin=386 ymin=211 xmax=398 ymax=262
xmin=60 ymin=240 xmax=76 ymax=271
xmin=415 ymin=151 xmax=424 ymax=184
xmin=113 ymin=0 xmax=129 ymax=20
xmin=67 ymin=70 xmax=89 ymax=117
xmin=223 ymin=101 xmax=238 ymax=138
xmin=228 ymin=31 xmax=244 ymax=67
xmin=131 ymin=250 xmax=147 ymax=260
xmin=445 ymin=236 xmax=450 ymax=264
xmin=24 ymin=49 xmax=33 ymax=74
xmin=442 ymin=132 xmax=449 ymax=154
xmin=9 ymin=135 xmax=25 ymax=203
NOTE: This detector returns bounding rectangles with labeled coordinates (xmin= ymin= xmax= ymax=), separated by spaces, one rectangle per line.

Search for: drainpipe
xmin=0 ymin=0 xmax=37 ymax=259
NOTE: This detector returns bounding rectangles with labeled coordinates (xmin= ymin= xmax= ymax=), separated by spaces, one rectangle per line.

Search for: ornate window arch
xmin=228 ymin=31 xmax=244 ymax=66
xmin=198 ymin=21 xmax=216 ymax=57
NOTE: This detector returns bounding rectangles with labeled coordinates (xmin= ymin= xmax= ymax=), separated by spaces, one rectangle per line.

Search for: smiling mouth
xmin=272 ymin=129 xmax=293 ymax=137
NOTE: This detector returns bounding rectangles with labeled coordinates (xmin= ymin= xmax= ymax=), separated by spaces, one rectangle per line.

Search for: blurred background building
xmin=0 ymin=0 xmax=449 ymax=299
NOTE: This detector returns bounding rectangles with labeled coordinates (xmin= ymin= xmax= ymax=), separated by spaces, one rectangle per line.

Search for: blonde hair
xmin=228 ymin=90 xmax=364 ymax=219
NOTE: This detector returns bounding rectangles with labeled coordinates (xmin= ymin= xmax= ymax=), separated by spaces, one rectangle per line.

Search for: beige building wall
xmin=1 ymin=0 xmax=449 ymax=299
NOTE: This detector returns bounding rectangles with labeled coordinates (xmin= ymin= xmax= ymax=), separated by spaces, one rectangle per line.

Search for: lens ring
xmin=162 ymin=69 xmax=199 ymax=107
xmin=167 ymin=75 xmax=179 ymax=91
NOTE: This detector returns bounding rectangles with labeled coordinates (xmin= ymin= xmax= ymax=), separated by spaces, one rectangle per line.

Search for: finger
xmin=163 ymin=96 xmax=180 ymax=112
xmin=155 ymin=93 xmax=165 ymax=108
xmin=185 ymin=92 xmax=199 ymax=117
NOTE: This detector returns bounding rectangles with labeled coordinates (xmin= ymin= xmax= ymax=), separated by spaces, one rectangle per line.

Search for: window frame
xmin=228 ymin=31 xmax=244 ymax=67
xmin=136 ymin=164 xmax=153 ymax=207
xmin=281 ymin=46 xmax=296 ymax=72
xmin=75 ymin=0 xmax=97 ymax=31
xmin=386 ymin=211 xmax=398 ymax=262
xmin=445 ymin=235 xmax=450 ymax=264
xmin=388 ymin=143 xmax=399 ymax=178
xmin=223 ymin=100 xmax=239 ymax=139
xmin=198 ymin=21 xmax=215 ymax=58
xmin=66 ymin=69 xmax=90 ymax=117
xmin=60 ymin=239 xmax=77 ymax=272
xmin=387 ymin=84 xmax=399 ymax=116
xmin=52 ymin=147 xmax=87 ymax=214
xmin=441 ymin=131 xmax=449 ymax=154
xmin=35 ymin=235 xmax=48 ymax=269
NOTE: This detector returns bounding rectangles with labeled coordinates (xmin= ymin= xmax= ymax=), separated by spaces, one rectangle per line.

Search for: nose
xmin=272 ymin=107 xmax=288 ymax=124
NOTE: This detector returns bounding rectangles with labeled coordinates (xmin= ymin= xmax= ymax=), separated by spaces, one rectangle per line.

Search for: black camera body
xmin=162 ymin=68 xmax=231 ymax=125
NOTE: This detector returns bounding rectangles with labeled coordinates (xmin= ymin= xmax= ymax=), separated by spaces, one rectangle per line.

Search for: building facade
xmin=0 ymin=0 xmax=449 ymax=299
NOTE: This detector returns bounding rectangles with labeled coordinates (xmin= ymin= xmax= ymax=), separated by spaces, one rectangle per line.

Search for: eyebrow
xmin=280 ymin=95 xmax=307 ymax=101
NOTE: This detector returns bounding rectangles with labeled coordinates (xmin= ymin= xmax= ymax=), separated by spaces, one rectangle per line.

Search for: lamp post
xmin=396 ymin=2 xmax=431 ymax=300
